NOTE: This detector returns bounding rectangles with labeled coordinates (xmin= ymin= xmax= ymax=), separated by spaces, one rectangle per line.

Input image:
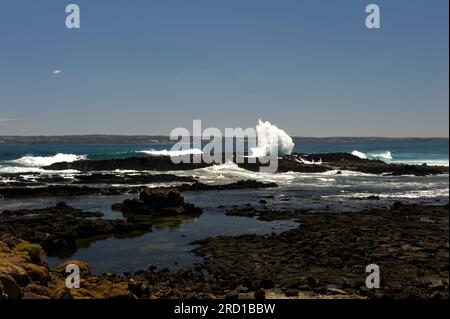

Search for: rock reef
xmin=0 ymin=203 xmax=152 ymax=252
xmin=112 ymin=188 xmax=203 ymax=217
xmin=0 ymin=234 xmax=137 ymax=299
xmin=43 ymin=153 xmax=449 ymax=176
xmin=194 ymin=203 xmax=449 ymax=299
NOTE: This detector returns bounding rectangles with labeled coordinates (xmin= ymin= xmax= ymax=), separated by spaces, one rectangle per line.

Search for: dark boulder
xmin=139 ymin=188 xmax=185 ymax=209
xmin=112 ymin=188 xmax=203 ymax=216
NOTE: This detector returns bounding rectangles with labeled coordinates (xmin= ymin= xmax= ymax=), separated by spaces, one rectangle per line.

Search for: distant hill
xmin=0 ymin=135 xmax=175 ymax=145
xmin=0 ymin=135 xmax=446 ymax=145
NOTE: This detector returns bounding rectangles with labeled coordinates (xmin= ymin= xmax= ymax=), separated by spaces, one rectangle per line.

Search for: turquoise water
xmin=0 ymin=138 xmax=448 ymax=168
xmin=293 ymin=138 xmax=449 ymax=165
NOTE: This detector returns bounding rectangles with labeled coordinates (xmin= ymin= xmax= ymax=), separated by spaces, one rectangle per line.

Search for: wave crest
xmin=9 ymin=153 xmax=87 ymax=167
xmin=352 ymin=150 xmax=392 ymax=161
xmin=250 ymin=119 xmax=294 ymax=157
xmin=138 ymin=149 xmax=203 ymax=156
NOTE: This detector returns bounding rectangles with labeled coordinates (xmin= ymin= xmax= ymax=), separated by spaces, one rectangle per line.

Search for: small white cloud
xmin=0 ymin=118 xmax=14 ymax=122
xmin=52 ymin=69 xmax=62 ymax=76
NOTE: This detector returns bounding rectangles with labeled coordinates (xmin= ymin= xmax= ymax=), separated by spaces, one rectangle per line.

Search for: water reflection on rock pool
xmin=46 ymin=209 xmax=298 ymax=274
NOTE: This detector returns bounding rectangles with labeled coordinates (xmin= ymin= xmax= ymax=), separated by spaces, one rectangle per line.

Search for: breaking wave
xmin=369 ymin=151 xmax=393 ymax=161
xmin=138 ymin=149 xmax=203 ymax=156
xmin=8 ymin=153 xmax=87 ymax=167
xmin=352 ymin=150 xmax=392 ymax=161
xmin=250 ymin=119 xmax=294 ymax=157
xmin=351 ymin=150 xmax=368 ymax=159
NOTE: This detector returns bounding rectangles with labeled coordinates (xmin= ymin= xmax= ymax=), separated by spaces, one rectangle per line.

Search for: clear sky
xmin=0 ymin=0 xmax=448 ymax=137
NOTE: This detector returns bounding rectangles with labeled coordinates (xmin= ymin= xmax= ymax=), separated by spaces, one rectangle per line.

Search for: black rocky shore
xmin=43 ymin=152 xmax=449 ymax=176
xmin=0 ymin=202 xmax=153 ymax=253
xmin=0 ymin=172 xmax=197 ymax=188
xmin=193 ymin=203 xmax=449 ymax=299
xmin=0 ymin=179 xmax=278 ymax=198
xmin=1 ymin=201 xmax=448 ymax=299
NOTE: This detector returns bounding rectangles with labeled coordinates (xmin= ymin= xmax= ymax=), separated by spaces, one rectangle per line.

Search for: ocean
xmin=0 ymin=137 xmax=448 ymax=169
xmin=0 ymin=138 xmax=448 ymax=204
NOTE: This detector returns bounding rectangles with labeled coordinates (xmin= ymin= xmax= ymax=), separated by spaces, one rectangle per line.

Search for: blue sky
xmin=0 ymin=0 xmax=448 ymax=137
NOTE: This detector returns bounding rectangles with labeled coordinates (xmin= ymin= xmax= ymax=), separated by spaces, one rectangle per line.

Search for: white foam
xmin=369 ymin=151 xmax=393 ymax=161
xmin=164 ymin=161 xmax=297 ymax=185
xmin=0 ymin=166 xmax=47 ymax=174
xmin=296 ymin=157 xmax=322 ymax=165
xmin=113 ymin=169 xmax=139 ymax=173
xmin=331 ymin=188 xmax=449 ymax=199
xmin=319 ymin=169 xmax=378 ymax=177
xmin=352 ymin=150 xmax=393 ymax=161
xmin=0 ymin=166 xmax=79 ymax=174
xmin=317 ymin=177 xmax=336 ymax=182
xmin=138 ymin=149 xmax=203 ymax=156
xmin=9 ymin=153 xmax=87 ymax=167
xmin=391 ymin=160 xmax=449 ymax=167
xmin=351 ymin=150 xmax=368 ymax=159
xmin=250 ymin=119 xmax=294 ymax=157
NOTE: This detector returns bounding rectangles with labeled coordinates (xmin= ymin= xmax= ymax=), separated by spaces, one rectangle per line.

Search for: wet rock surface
xmin=112 ymin=188 xmax=203 ymax=217
xmin=72 ymin=173 xmax=196 ymax=185
xmin=240 ymin=153 xmax=449 ymax=176
xmin=44 ymin=155 xmax=210 ymax=172
xmin=0 ymin=203 xmax=448 ymax=299
xmin=225 ymin=207 xmax=309 ymax=221
xmin=193 ymin=203 xmax=449 ymax=299
xmin=302 ymin=153 xmax=448 ymax=176
xmin=0 ymin=179 xmax=277 ymax=199
xmin=0 ymin=185 xmax=130 ymax=198
xmin=42 ymin=153 xmax=448 ymax=176
xmin=0 ymin=203 xmax=152 ymax=252
xmin=0 ymin=234 xmax=138 ymax=299
xmin=177 ymin=180 xmax=278 ymax=192
xmin=0 ymin=172 xmax=196 ymax=196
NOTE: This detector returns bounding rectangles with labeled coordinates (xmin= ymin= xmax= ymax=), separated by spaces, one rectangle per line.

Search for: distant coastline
xmin=0 ymin=135 xmax=174 ymax=145
xmin=0 ymin=135 xmax=448 ymax=145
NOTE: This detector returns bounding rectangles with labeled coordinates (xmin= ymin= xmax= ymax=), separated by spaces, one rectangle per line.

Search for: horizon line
xmin=0 ymin=134 xmax=448 ymax=139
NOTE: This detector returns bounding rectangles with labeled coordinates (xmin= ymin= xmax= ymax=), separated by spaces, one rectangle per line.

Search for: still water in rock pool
xmin=29 ymin=194 xmax=299 ymax=274
xmin=45 ymin=211 xmax=298 ymax=274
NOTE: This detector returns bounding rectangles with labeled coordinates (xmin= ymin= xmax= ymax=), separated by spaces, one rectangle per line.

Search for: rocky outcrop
xmin=177 ymin=180 xmax=278 ymax=191
xmin=44 ymin=156 xmax=210 ymax=172
xmin=0 ymin=179 xmax=278 ymax=199
xmin=0 ymin=203 xmax=152 ymax=252
xmin=299 ymin=153 xmax=448 ymax=176
xmin=112 ymin=188 xmax=203 ymax=216
xmin=239 ymin=153 xmax=448 ymax=176
xmin=0 ymin=234 xmax=136 ymax=299
xmin=42 ymin=153 xmax=448 ymax=176
xmin=0 ymin=185 xmax=128 ymax=198
xmin=72 ymin=173 xmax=196 ymax=185
xmin=0 ymin=234 xmax=48 ymax=299
xmin=238 ymin=156 xmax=331 ymax=173
xmin=0 ymin=172 xmax=197 ymax=188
